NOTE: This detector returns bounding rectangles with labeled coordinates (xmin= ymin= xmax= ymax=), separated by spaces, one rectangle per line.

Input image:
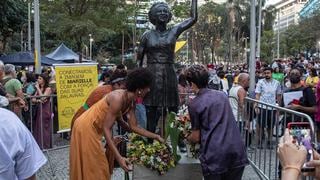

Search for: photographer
xmin=278 ymin=129 xmax=320 ymax=179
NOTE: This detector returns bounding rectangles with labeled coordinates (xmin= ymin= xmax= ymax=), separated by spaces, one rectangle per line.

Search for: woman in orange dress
xmin=70 ymin=68 xmax=164 ymax=180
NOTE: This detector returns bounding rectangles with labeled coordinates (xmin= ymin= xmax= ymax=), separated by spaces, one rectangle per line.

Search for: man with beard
xmin=254 ymin=67 xmax=282 ymax=149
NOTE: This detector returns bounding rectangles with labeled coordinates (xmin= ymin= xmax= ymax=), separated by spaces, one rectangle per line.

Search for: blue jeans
xmin=135 ymin=104 xmax=147 ymax=129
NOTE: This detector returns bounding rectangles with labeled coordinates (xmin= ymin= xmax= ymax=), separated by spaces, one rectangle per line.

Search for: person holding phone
xmin=278 ymin=129 xmax=320 ymax=179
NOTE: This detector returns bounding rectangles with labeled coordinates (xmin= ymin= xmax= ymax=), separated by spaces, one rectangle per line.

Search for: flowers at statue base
xmin=171 ymin=105 xmax=192 ymax=138
xmin=127 ymin=134 xmax=176 ymax=175
xmin=127 ymin=105 xmax=200 ymax=175
xmin=170 ymin=105 xmax=199 ymax=158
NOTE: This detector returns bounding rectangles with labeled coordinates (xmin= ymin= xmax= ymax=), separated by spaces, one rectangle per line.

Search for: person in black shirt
xmin=278 ymin=68 xmax=317 ymax=179
xmin=284 ymin=68 xmax=316 ymax=119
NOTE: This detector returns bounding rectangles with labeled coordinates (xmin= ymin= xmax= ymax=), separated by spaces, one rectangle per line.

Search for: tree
xmin=278 ymin=10 xmax=320 ymax=58
xmin=171 ymin=1 xmax=190 ymax=19
xmin=263 ymin=5 xmax=276 ymax=31
xmin=225 ymin=0 xmax=251 ymax=64
xmin=0 ymin=0 xmax=27 ymax=53
xmin=260 ymin=30 xmax=274 ymax=63
xmin=40 ymin=0 xmax=130 ymax=59
xmin=192 ymin=2 xmax=226 ymax=64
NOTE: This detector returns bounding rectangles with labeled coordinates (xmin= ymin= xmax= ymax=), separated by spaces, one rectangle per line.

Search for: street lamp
xmin=34 ymin=0 xmax=41 ymax=74
xmin=249 ymin=0 xmax=256 ymax=92
xmin=28 ymin=2 xmax=32 ymax=51
xmin=89 ymin=34 xmax=94 ymax=61
xmin=243 ymin=37 xmax=249 ymax=63
xmin=256 ymin=0 xmax=263 ymax=60
xmin=277 ymin=10 xmax=281 ymax=59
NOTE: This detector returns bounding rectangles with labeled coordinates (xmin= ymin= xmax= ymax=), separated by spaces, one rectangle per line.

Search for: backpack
xmin=1 ymin=77 xmax=13 ymax=86
xmin=208 ymin=74 xmax=222 ymax=90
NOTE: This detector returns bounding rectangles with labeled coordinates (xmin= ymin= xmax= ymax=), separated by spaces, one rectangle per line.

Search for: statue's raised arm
xmin=175 ymin=0 xmax=198 ymax=36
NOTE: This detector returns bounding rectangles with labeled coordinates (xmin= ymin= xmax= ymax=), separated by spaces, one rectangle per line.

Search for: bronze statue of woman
xmin=137 ymin=0 xmax=198 ymax=133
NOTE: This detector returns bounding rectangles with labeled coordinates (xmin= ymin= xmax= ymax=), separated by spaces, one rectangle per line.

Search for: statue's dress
xmin=140 ymin=28 xmax=179 ymax=107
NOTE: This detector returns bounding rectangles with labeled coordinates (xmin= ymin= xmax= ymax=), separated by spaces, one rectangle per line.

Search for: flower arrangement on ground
xmin=127 ymin=134 xmax=176 ymax=175
xmin=127 ymin=105 xmax=199 ymax=175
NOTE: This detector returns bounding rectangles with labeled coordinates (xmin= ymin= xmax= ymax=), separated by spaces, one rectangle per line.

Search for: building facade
xmin=273 ymin=0 xmax=308 ymax=32
xmin=299 ymin=0 xmax=320 ymax=18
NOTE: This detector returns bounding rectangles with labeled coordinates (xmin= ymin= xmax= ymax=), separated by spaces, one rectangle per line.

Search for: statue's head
xmin=148 ymin=2 xmax=172 ymax=26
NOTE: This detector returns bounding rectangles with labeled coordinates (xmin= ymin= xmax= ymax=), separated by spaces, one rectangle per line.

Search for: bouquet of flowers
xmin=127 ymin=105 xmax=199 ymax=175
xmin=173 ymin=105 xmax=192 ymax=138
xmin=127 ymin=134 xmax=176 ymax=175
xmin=166 ymin=105 xmax=199 ymax=159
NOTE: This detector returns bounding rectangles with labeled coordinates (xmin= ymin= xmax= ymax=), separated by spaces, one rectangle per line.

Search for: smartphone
xmin=288 ymin=122 xmax=315 ymax=172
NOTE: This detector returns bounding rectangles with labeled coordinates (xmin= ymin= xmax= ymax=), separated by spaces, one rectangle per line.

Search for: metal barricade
xmin=241 ymin=97 xmax=317 ymax=180
xmin=24 ymin=94 xmax=70 ymax=177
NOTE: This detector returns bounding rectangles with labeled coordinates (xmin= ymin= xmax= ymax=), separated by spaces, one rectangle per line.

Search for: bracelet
xmin=283 ymin=165 xmax=301 ymax=173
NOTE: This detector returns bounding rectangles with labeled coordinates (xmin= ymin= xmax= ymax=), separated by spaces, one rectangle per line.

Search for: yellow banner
xmin=175 ymin=41 xmax=187 ymax=53
xmin=55 ymin=64 xmax=98 ymax=132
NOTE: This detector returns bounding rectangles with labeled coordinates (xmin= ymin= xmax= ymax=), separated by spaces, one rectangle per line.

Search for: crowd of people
xmin=2 ymin=52 xmax=320 ymax=179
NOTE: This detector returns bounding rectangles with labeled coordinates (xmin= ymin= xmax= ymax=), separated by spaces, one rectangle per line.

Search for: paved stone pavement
xmin=37 ymin=146 xmax=268 ymax=180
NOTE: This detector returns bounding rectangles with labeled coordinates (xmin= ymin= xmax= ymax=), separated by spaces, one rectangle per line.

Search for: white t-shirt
xmin=229 ymin=85 xmax=243 ymax=121
xmin=255 ymin=79 xmax=281 ymax=109
xmin=0 ymin=108 xmax=47 ymax=180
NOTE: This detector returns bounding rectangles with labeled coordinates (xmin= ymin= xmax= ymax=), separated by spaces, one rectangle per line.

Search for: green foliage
xmin=260 ymin=30 xmax=274 ymax=63
xmin=0 ymin=0 xmax=27 ymax=53
xmin=40 ymin=0 xmax=130 ymax=56
xmin=172 ymin=1 xmax=190 ymax=19
xmin=165 ymin=112 xmax=181 ymax=162
xmin=263 ymin=5 xmax=276 ymax=31
xmin=192 ymin=2 xmax=228 ymax=64
xmin=278 ymin=10 xmax=320 ymax=57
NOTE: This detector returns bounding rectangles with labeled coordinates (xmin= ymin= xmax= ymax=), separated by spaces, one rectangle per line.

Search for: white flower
xmin=170 ymin=122 xmax=174 ymax=128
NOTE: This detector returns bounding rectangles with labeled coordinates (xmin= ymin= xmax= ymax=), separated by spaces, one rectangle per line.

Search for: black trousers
xmin=204 ymin=167 xmax=245 ymax=180
xmin=146 ymin=106 xmax=177 ymax=133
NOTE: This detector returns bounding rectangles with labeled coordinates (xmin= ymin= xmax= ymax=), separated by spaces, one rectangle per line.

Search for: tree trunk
xmin=211 ymin=47 xmax=214 ymax=64
xmin=229 ymin=30 xmax=233 ymax=64
xmin=237 ymin=30 xmax=241 ymax=63
xmin=2 ymin=38 xmax=8 ymax=53
xmin=76 ymin=36 xmax=82 ymax=62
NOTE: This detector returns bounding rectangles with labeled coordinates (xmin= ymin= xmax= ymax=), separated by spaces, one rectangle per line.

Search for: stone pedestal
xmin=133 ymin=155 xmax=202 ymax=180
